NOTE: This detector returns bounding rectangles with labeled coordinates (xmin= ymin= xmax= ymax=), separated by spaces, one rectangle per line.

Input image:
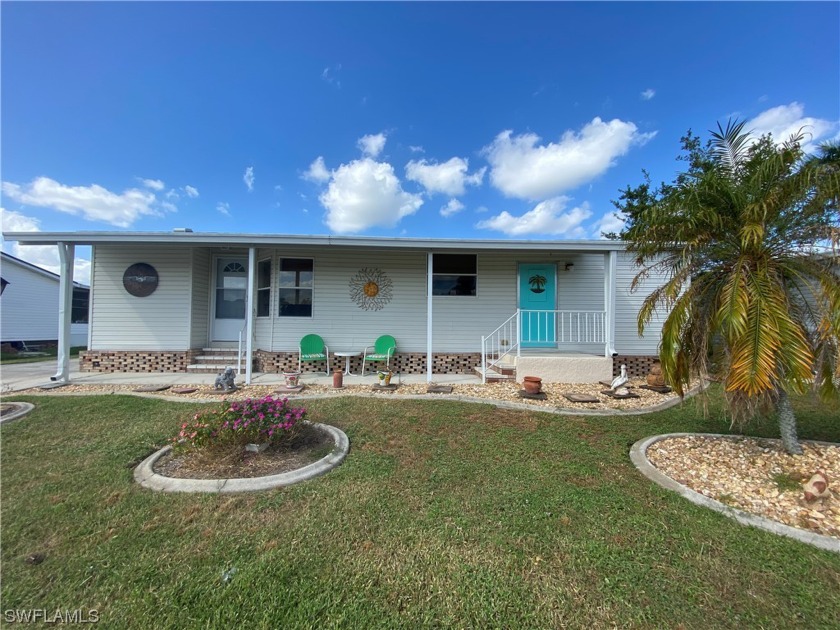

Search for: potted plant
xmin=283 ymin=371 xmax=301 ymax=388
xmin=522 ymin=375 xmax=542 ymax=394
xmin=377 ymin=370 xmax=393 ymax=386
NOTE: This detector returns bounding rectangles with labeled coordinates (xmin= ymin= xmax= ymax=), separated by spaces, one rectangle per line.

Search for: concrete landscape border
xmin=134 ymin=422 xmax=349 ymax=493
xmin=630 ymin=433 xmax=840 ymax=554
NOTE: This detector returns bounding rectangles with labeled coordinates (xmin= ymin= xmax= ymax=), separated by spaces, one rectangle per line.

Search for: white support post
xmin=52 ymin=242 xmax=74 ymax=383
xmin=604 ymin=250 xmax=617 ymax=357
xmin=245 ymin=247 xmax=256 ymax=385
xmin=426 ymin=252 xmax=434 ymax=383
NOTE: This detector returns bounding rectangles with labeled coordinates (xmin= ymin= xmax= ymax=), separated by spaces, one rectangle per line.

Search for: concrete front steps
xmin=187 ymin=348 xmax=247 ymax=374
xmin=476 ymin=353 xmax=613 ymax=384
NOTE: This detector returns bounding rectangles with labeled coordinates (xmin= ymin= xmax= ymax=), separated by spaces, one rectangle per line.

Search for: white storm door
xmin=212 ymin=257 xmax=248 ymax=341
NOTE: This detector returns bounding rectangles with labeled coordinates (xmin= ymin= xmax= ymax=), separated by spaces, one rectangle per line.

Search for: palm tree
xmin=616 ymin=121 xmax=840 ymax=454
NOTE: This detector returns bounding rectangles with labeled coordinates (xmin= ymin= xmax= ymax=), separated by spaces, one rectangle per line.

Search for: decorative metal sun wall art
xmin=349 ymin=267 xmax=393 ymax=310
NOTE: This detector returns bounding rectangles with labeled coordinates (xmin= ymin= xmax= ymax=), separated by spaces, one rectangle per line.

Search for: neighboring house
xmin=0 ymin=251 xmax=89 ymax=348
xmin=2 ymin=231 xmax=669 ymax=383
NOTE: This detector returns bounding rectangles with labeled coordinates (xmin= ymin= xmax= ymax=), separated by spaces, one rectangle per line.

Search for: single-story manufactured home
xmin=2 ymin=230 xmax=668 ymax=384
xmin=0 ymin=251 xmax=89 ymax=349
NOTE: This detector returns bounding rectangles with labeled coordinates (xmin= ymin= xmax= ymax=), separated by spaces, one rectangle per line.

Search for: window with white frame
xmin=432 ymin=254 xmax=477 ymax=296
xmin=256 ymin=259 xmax=271 ymax=317
xmin=278 ymin=258 xmax=313 ymax=317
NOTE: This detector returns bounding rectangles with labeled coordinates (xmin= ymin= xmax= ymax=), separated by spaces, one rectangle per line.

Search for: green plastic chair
xmin=299 ymin=334 xmax=329 ymax=375
xmin=362 ymin=335 xmax=396 ymax=376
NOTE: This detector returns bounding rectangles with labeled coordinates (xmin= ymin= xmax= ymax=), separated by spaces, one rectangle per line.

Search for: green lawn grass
xmin=0 ymin=346 xmax=85 ymax=365
xmin=1 ymin=390 xmax=838 ymax=629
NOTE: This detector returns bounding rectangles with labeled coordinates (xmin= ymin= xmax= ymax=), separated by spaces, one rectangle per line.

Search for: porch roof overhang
xmin=3 ymin=230 xmax=627 ymax=253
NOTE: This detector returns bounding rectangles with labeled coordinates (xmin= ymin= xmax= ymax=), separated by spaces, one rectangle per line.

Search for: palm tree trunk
xmin=777 ymin=390 xmax=803 ymax=455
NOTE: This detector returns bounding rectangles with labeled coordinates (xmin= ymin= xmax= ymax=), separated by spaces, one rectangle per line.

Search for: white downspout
xmin=245 ymin=247 xmax=256 ymax=385
xmin=604 ymin=250 xmax=617 ymax=357
xmin=426 ymin=252 xmax=433 ymax=383
xmin=52 ymin=242 xmax=74 ymax=383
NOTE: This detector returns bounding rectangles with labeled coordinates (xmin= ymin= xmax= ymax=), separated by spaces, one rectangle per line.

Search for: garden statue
xmin=214 ymin=367 xmax=238 ymax=392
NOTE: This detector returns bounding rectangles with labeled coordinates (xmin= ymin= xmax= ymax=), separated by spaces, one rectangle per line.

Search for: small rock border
xmin=630 ymin=433 xmax=840 ymax=554
xmin=134 ymin=422 xmax=349 ymax=493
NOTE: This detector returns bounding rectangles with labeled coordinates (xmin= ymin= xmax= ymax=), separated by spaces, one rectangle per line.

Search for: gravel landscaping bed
xmin=13 ymin=378 xmax=679 ymax=411
xmin=647 ymin=435 xmax=839 ymax=540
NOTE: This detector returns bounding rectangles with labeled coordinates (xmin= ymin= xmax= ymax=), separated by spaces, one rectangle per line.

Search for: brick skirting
xmin=612 ymin=355 xmax=660 ymax=378
xmin=80 ymin=350 xmax=198 ymax=373
xmin=255 ymin=351 xmax=482 ymax=375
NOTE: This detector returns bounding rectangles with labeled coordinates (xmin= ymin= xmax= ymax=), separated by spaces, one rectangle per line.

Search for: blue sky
xmin=2 ymin=1 xmax=838 ymax=283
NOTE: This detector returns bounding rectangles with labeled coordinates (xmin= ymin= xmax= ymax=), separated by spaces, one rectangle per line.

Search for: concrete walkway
xmin=0 ymin=358 xmax=481 ymax=393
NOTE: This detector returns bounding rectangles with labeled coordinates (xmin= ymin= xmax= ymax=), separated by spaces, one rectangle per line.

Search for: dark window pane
xmin=433 ymin=254 xmax=476 ymax=274
xmin=257 ymin=289 xmax=270 ymax=317
xmin=278 ymin=288 xmax=312 ymax=317
xmin=71 ymin=288 xmax=89 ymax=324
xmin=280 ymin=258 xmax=313 ymax=274
xmin=433 ymin=275 xmax=476 ymax=296
xmin=257 ymin=260 xmax=271 ymax=289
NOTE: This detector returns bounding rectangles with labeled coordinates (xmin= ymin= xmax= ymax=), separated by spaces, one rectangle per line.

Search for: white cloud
xmin=322 ymin=64 xmax=342 ymax=88
xmin=184 ymin=185 xmax=199 ymax=198
xmin=476 ymin=197 xmax=592 ymax=237
xmin=319 ymin=158 xmax=423 ymax=233
xmin=747 ymin=102 xmax=839 ymax=153
xmin=140 ymin=178 xmax=165 ymax=191
xmin=1 ymin=208 xmax=91 ymax=284
xmin=160 ymin=201 xmax=178 ymax=213
xmin=476 ymin=205 xmax=489 ymax=214
xmin=641 ymin=89 xmax=655 ymax=101
xmin=594 ymin=210 xmax=626 ymax=239
xmin=302 ymin=156 xmax=331 ymax=183
xmin=409 ymin=145 xmax=425 ymax=154
xmin=216 ymin=202 xmax=231 ymax=217
xmin=483 ymin=118 xmax=656 ymax=200
xmin=405 ymin=157 xmax=486 ymax=196
xmin=357 ymin=133 xmax=387 ymax=158
xmin=440 ymin=198 xmax=465 ymax=218
xmin=243 ymin=166 xmax=255 ymax=192
xmin=1 ymin=177 xmax=161 ymax=228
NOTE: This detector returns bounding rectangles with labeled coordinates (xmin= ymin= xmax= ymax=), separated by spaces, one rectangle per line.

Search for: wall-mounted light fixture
xmin=565 ymin=263 xmax=575 ymax=272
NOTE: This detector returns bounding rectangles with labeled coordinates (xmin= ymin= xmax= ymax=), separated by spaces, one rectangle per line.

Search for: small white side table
xmin=334 ymin=351 xmax=361 ymax=375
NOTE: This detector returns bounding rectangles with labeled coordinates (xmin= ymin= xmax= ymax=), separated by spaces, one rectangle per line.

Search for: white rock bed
xmin=17 ymin=379 xmax=680 ymax=412
xmin=647 ymin=436 xmax=839 ymax=540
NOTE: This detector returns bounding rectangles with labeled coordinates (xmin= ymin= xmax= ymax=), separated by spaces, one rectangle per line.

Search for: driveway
xmin=1 ymin=359 xmax=80 ymax=393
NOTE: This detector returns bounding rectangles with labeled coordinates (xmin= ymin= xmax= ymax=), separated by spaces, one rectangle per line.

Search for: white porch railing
xmin=481 ymin=310 xmax=606 ymax=383
xmin=237 ymin=321 xmax=248 ymax=376
xmin=481 ymin=311 xmax=520 ymax=384
xmin=520 ymin=309 xmax=606 ymax=345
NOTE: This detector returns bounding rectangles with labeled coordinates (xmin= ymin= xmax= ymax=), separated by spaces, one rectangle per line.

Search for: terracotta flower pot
xmin=522 ymin=376 xmax=542 ymax=394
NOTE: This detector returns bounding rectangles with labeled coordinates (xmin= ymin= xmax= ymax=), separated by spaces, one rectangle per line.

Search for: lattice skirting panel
xmin=255 ymin=351 xmax=482 ymax=375
xmin=80 ymin=350 xmax=197 ymax=373
xmin=612 ymin=355 xmax=660 ymax=379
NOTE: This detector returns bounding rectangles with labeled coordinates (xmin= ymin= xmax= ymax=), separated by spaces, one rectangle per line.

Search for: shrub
xmin=172 ymin=396 xmax=306 ymax=452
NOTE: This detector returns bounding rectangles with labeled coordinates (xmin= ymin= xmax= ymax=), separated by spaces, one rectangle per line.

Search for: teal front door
xmin=519 ymin=264 xmax=557 ymax=347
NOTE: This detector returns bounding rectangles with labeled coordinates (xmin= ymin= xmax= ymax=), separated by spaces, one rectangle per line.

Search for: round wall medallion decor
xmin=349 ymin=268 xmax=393 ymax=310
xmin=123 ymin=263 xmax=159 ymax=297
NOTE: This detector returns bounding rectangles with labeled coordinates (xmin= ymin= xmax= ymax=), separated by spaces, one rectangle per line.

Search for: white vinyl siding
xmin=89 ymin=245 xmax=193 ymax=350
xmin=0 ymin=255 xmax=88 ymax=345
xmin=249 ymin=248 xmax=661 ymax=355
xmin=84 ymin=244 xmax=665 ymax=357
xmin=190 ymin=248 xmax=211 ymax=348
xmin=255 ymin=247 xmax=428 ymax=352
xmin=614 ymin=251 xmax=666 ymax=355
